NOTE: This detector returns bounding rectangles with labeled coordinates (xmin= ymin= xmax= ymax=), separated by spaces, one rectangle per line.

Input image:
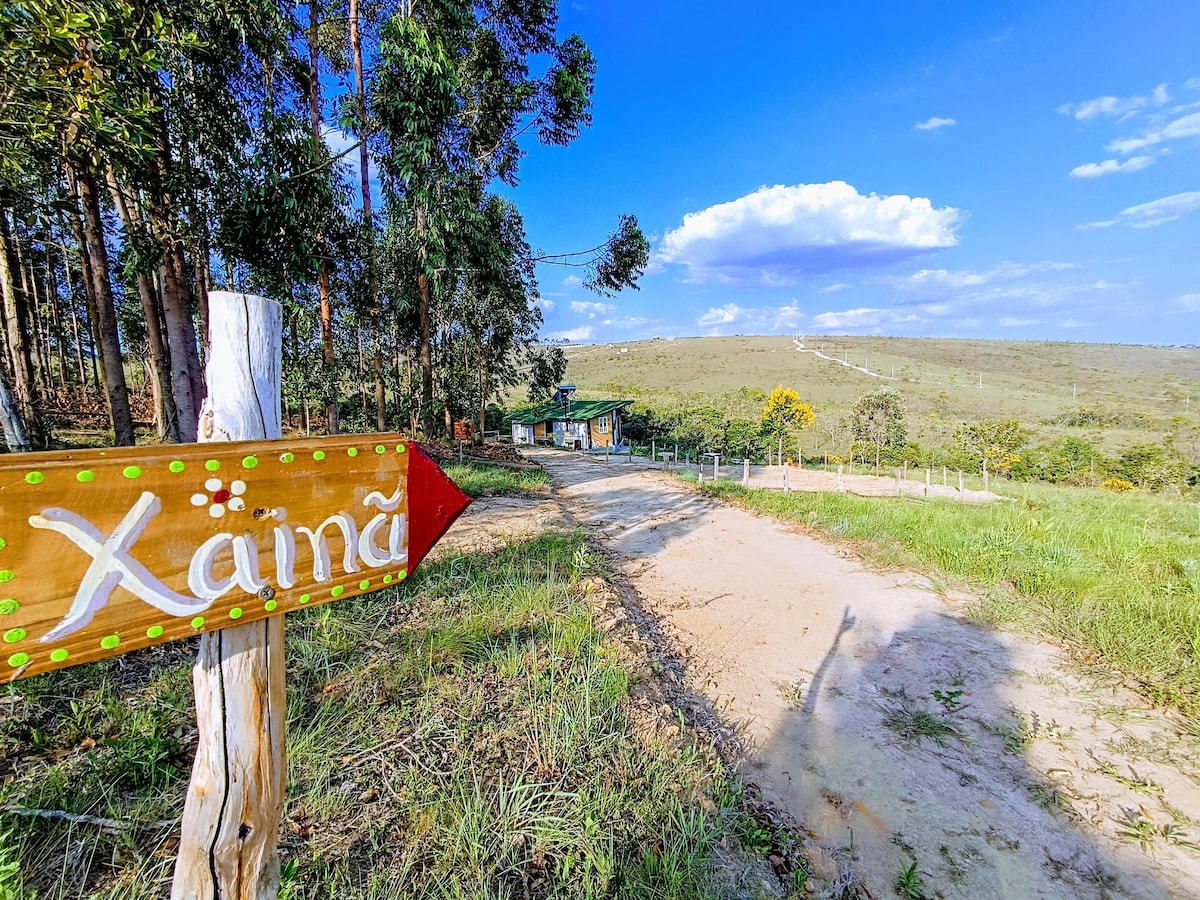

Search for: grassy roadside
xmin=0 ymin=528 xmax=790 ymax=899
xmin=688 ymin=474 xmax=1200 ymax=718
xmin=442 ymin=462 xmax=550 ymax=498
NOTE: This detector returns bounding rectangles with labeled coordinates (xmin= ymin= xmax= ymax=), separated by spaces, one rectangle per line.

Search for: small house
xmin=510 ymin=386 xmax=631 ymax=450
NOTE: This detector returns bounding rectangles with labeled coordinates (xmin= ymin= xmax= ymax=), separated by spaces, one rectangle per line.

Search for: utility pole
xmin=1073 ymin=383 xmax=1077 ymax=400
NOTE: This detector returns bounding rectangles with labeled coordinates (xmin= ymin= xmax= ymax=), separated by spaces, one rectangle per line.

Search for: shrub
xmin=1102 ymin=477 xmax=1134 ymax=492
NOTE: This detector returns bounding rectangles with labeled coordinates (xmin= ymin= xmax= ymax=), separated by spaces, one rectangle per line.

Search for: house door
xmin=570 ymin=421 xmax=590 ymax=450
xmin=551 ymin=421 xmax=567 ymax=446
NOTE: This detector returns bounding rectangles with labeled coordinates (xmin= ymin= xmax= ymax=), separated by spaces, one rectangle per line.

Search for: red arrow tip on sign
xmin=405 ymin=443 xmax=471 ymax=572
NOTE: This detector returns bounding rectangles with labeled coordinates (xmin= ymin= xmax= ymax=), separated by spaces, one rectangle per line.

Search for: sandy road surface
xmin=525 ymin=449 xmax=1200 ymax=899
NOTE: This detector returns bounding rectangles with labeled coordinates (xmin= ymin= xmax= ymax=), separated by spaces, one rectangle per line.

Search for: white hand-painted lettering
xmin=31 ymin=492 xmax=213 ymax=641
xmin=296 ymin=513 xmax=360 ymax=582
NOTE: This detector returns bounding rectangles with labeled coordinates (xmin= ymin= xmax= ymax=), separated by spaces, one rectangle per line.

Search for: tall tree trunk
xmin=45 ymin=244 xmax=67 ymax=390
xmin=75 ymin=164 xmax=136 ymax=446
xmin=108 ymin=172 xmax=179 ymax=441
xmin=417 ymin=272 xmax=434 ymax=437
xmin=13 ymin=241 xmax=51 ymax=397
xmin=350 ymin=0 xmax=385 ymax=430
xmin=0 ymin=364 xmax=30 ymax=451
xmin=0 ymin=213 xmax=44 ymax=446
xmin=309 ymin=0 xmax=339 ymax=434
xmin=149 ymin=101 xmax=203 ymax=441
xmin=64 ymin=196 xmax=101 ymax=391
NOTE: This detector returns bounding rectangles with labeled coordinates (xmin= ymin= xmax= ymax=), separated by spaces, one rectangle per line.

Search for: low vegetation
xmin=0 ymin=530 xmax=758 ymax=899
xmin=441 ymin=462 xmax=550 ymax=498
xmin=692 ymin=477 xmax=1200 ymax=717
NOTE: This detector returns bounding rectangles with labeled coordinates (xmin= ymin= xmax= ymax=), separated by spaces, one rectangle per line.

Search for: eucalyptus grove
xmin=0 ymin=0 xmax=645 ymax=449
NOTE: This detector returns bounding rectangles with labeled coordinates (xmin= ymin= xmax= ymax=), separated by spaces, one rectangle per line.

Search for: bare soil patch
xmin=528 ymin=448 xmax=1200 ymax=899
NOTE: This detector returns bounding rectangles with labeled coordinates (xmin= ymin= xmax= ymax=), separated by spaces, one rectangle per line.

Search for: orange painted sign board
xmin=0 ymin=435 xmax=469 ymax=680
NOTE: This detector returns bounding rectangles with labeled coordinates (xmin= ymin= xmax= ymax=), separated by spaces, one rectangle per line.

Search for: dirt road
xmin=526 ymin=449 xmax=1200 ymax=899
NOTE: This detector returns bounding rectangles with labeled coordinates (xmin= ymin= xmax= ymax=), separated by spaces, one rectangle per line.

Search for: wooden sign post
xmin=0 ymin=292 xmax=470 ymax=899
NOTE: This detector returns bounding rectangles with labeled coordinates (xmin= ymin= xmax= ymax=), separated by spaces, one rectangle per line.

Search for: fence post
xmin=743 ymin=458 xmax=750 ymax=486
xmin=783 ymin=465 xmax=790 ymax=493
xmin=173 ymin=292 xmax=285 ymax=900
xmin=959 ymin=470 xmax=964 ymax=493
xmin=837 ymin=464 xmax=845 ymax=492
xmin=942 ymin=465 xmax=947 ymax=486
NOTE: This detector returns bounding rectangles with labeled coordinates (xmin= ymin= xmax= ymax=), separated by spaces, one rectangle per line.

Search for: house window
xmin=597 ymin=414 xmax=609 ymax=434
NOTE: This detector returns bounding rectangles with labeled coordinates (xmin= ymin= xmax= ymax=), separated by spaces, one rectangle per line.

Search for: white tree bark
xmin=173 ymin=292 xmax=285 ymax=900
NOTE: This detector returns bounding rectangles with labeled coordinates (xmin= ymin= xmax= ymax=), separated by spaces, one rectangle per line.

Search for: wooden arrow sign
xmin=0 ymin=435 xmax=469 ymax=681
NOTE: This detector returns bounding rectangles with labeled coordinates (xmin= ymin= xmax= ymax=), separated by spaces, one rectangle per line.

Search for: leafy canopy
xmin=761 ymin=386 xmax=816 ymax=437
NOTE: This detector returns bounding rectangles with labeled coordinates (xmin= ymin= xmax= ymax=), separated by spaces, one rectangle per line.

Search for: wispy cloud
xmin=1175 ymin=293 xmax=1200 ymax=312
xmin=1059 ymin=83 xmax=1168 ymax=121
xmin=570 ymin=300 xmax=616 ymax=318
xmin=655 ymin=182 xmax=961 ymax=285
xmin=1068 ymin=155 xmax=1154 ymax=178
xmin=1108 ymin=111 xmax=1200 ymax=154
xmin=915 ymin=116 xmax=956 ymax=131
xmin=563 ymin=275 xmax=583 ymax=287
xmin=548 ymin=325 xmax=594 ymax=342
xmin=818 ymin=282 xmax=850 ymax=294
xmin=999 ymin=316 xmax=1038 ymax=327
xmin=1120 ymin=190 xmax=1200 ymax=228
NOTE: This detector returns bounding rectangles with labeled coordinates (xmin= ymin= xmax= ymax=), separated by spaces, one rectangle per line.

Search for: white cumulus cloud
xmin=655 ymin=182 xmax=961 ymax=285
xmin=697 ymin=303 xmax=744 ymax=327
xmin=563 ymin=275 xmax=583 ymax=287
xmin=570 ymin=301 xmax=616 ymax=318
xmin=1068 ymin=155 xmax=1154 ymax=178
xmin=548 ymin=326 xmax=594 ymax=342
xmin=1059 ymin=83 xmax=1169 ymax=121
xmin=916 ymin=116 xmax=957 ymax=131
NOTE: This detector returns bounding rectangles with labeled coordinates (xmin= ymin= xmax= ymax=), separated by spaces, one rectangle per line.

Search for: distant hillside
xmin=550 ymin=335 xmax=1200 ymax=455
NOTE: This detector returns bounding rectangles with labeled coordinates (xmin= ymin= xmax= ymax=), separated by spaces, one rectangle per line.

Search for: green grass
xmin=693 ymin=476 xmax=1200 ymax=718
xmin=444 ymin=462 xmax=550 ymax=498
xmin=0 ymin=530 xmax=750 ymax=899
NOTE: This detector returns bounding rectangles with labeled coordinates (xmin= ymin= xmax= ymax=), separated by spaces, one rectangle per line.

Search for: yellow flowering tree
xmin=761 ymin=386 xmax=816 ymax=462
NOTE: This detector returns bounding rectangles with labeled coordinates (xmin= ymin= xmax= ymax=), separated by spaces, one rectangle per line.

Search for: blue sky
xmin=507 ymin=0 xmax=1200 ymax=345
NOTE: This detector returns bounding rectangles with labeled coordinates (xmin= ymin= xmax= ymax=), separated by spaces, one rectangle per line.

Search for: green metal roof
xmin=510 ymin=399 xmax=631 ymax=425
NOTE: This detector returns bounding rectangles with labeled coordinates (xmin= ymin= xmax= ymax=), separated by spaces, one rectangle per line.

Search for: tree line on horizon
xmin=0 ymin=0 xmax=647 ymax=451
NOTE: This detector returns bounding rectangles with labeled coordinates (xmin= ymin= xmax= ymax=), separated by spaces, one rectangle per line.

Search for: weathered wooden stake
xmin=743 ymin=458 xmax=750 ymax=485
xmin=172 ymin=292 xmax=286 ymax=900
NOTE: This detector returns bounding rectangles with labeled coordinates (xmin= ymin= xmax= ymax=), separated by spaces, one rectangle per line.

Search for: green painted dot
xmin=191 ymin=616 xmax=205 ymax=629
xmin=299 ymin=593 xmax=311 ymax=604
xmin=331 ymin=585 xmax=344 ymax=597
xmin=146 ymin=625 xmax=164 ymax=639
xmin=100 ymin=635 xmax=120 ymax=650
xmin=169 ymin=460 xmax=186 ymax=473
xmin=50 ymin=649 xmax=69 ymax=663
xmin=313 ymin=450 xmax=326 ymax=461
xmin=359 ymin=579 xmax=370 ymax=590
xmin=229 ymin=607 xmax=243 ymax=620
xmin=205 ymin=460 xmax=220 ymax=472
xmin=374 ymin=445 xmax=386 ymax=455
xmin=25 ymin=472 xmax=44 ymax=485
xmin=0 ymin=600 xmax=18 ymax=615
xmin=0 ymin=571 xmax=12 ymax=583
xmin=396 ymin=444 xmax=405 ymax=453
xmin=347 ymin=447 xmax=359 ymax=458
xmin=3 ymin=628 xmax=26 ymax=643
xmin=123 ymin=466 xmax=141 ymax=479
xmin=382 ymin=574 xmax=393 ymax=584
xmin=0 ymin=538 xmax=6 ymax=550
xmin=264 ymin=599 xmax=278 ymax=612
xmin=397 ymin=571 xmax=407 ymax=581
xmin=77 ymin=470 xmax=95 ymax=483
xmin=280 ymin=452 xmax=295 ymax=464
xmin=7 ymin=652 xmax=29 ymax=668
xmin=242 ymin=456 xmax=258 ymax=470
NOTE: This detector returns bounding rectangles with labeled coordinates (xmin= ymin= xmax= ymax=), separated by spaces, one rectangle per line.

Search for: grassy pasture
xmin=556 ymin=336 xmax=1200 ymax=455
xmin=689 ymin=473 xmax=1200 ymax=719
xmin=442 ymin=462 xmax=550 ymax=498
xmin=1 ymin=518 xmax=773 ymax=897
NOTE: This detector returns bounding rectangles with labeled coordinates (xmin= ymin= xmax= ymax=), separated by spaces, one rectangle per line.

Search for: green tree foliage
xmin=761 ymin=386 xmax=816 ymax=437
xmin=527 ymin=347 xmax=567 ymax=402
xmin=848 ymin=389 xmax=907 ymax=468
xmin=953 ymin=419 xmax=1029 ymax=472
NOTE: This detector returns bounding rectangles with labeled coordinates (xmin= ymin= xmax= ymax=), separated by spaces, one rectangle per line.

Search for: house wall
xmin=533 ymin=421 xmax=547 ymax=439
xmin=589 ymin=414 xmax=613 ymax=447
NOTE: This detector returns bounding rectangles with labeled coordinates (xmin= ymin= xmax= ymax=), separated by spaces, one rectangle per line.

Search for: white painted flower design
xmin=190 ymin=478 xmax=248 ymax=518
